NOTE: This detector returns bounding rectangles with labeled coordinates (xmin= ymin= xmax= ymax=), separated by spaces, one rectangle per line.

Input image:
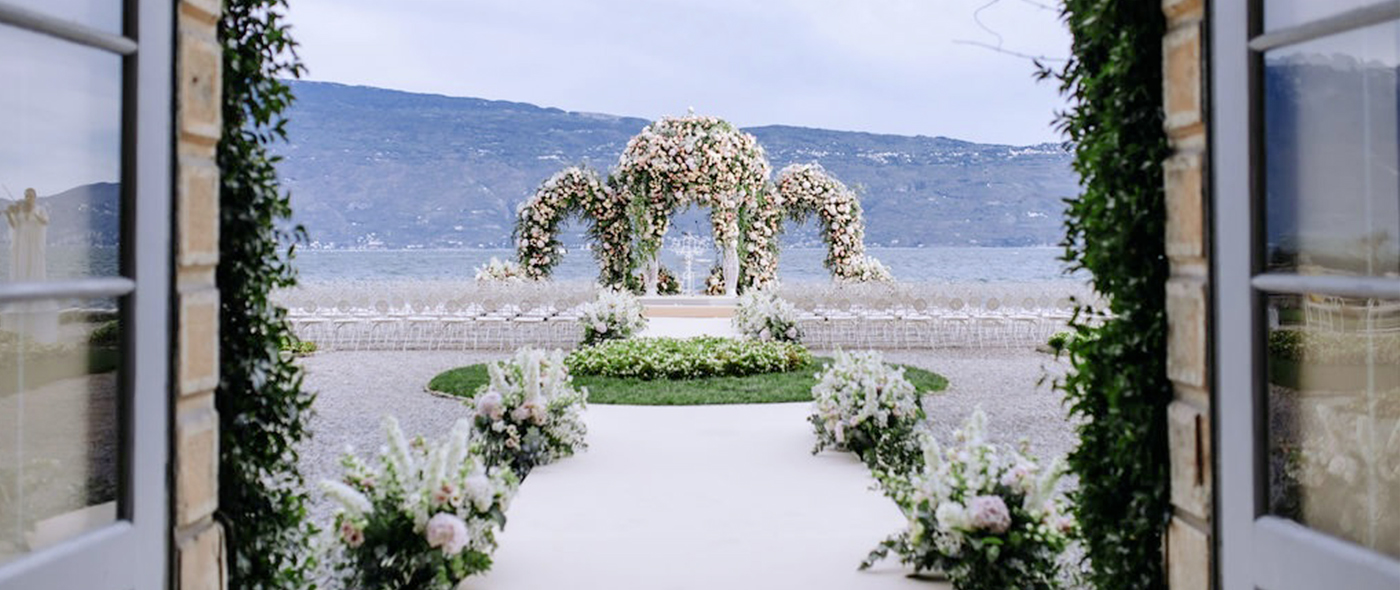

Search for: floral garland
xmin=513 ymin=167 xmax=633 ymax=286
xmin=615 ymin=114 xmax=771 ymax=264
xmin=740 ymin=187 xmax=784 ymax=290
xmin=777 ymin=163 xmax=892 ymax=283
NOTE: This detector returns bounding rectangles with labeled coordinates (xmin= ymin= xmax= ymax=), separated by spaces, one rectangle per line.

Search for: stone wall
xmin=173 ymin=0 xmax=226 ymax=588
xmin=1162 ymin=0 xmax=1212 ymax=588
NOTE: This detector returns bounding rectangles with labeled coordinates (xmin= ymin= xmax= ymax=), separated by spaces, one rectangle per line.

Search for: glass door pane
xmin=0 ymin=297 xmax=122 ymax=564
xmin=1265 ymin=294 xmax=1400 ymax=558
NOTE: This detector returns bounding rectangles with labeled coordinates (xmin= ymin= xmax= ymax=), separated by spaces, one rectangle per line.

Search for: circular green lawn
xmin=427 ymin=357 xmax=948 ymax=406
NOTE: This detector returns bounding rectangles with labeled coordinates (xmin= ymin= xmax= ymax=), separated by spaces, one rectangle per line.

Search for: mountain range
xmin=4 ymin=82 xmax=1082 ymax=251
xmin=274 ymin=81 xmax=1080 ymax=249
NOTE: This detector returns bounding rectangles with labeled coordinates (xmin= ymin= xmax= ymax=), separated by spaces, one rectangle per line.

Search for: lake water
xmin=0 ymin=246 xmax=1083 ymax=285
xmin=289 ymin=247 xmax=1082 ymax=284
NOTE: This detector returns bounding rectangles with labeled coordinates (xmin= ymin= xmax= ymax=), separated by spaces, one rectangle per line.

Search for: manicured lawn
xmin=427 ymin=357 xmax=949 ymax=406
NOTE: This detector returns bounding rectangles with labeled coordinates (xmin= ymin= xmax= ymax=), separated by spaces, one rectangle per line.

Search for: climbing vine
xmin=1040 ymin=1 xmax=1173 ymax=589
xmin=216 ymin=1 xmax=317 ymax=588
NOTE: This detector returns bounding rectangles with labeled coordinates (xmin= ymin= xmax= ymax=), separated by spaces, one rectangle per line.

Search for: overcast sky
xmin=287 ymin=0 xmax=1072 ymax=146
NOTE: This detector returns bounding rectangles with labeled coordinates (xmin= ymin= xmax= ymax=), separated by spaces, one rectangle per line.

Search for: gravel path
xmin=297 ymin=346 xmax=1079 ymax=585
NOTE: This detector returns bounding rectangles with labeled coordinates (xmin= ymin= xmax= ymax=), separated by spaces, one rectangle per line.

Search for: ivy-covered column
xmin=216 ymin=1 xmax=318 ymax=588
xmin=1042 ymin=1 xmax=1173 ymax=589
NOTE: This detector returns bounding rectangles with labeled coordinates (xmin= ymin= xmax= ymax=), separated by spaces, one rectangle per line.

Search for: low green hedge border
xmin=428 ymin=356 xmax=948 ymax=406
xmin=565 ymin=336 xmax=814 ymax=380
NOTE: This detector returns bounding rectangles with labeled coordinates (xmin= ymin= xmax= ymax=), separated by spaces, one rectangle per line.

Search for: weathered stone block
xmin=1165 ymin=152 xmax=1205 ymax=261
xmin=1166 ymin=278 xmax=1208 ymax=388
xmin=179 ymin=158 xmax=220 ymax=268
xmin=175 ymin=399 xmax=219 ymax=526
xmin=1164 ymin=24 xmax=1203 ymax=136
xmin=1168 ymin=400 xmax=1212 ymax=520
xmin=179 ymin=289 xmax=221 ymax=396
xmin=177 ymin=521 xmax=226 ymax=590
xmin=178 ymin=32 xmax=221 ymax=141
xmin=1163 ymin=0 xmax=1204 ymax=24
xmin=1167 ymin=516 xmax=1211 ymax=590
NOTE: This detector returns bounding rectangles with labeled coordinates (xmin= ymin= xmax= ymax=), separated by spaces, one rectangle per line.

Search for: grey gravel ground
xmin=879 ymin=348 xmax=1079 ymax=466
xmin=297 ymin=346 xmax=1083 ymax=584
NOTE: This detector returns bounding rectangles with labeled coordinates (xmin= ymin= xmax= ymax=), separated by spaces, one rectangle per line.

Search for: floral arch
xmin=509 ymin=114 xmax=891 ymax=292
xmin=514 ymin=167 xmax=633 ymax=286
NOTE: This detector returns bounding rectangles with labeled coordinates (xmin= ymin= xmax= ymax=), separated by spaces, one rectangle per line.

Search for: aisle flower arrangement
xmin=470 ymin=348 xmax=589 ymax=477
xmin=322 ymin=416 xmax=519 ymax=590
xmin=578 ymin=288 xmax=647 ymax=346
xmin=733 ymin=289 xmax=802 ymax=343
xmin=809 ymin=350 xmax=925 ymax=473
xmin=473 ymin=257 xmax=526 ymax=283
xmin=862 ymin=409 xmax=1072 ymax=590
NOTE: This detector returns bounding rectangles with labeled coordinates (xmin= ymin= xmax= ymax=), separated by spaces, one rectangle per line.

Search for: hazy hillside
xmin=274 ymin=81 xmax=1080 ymax=249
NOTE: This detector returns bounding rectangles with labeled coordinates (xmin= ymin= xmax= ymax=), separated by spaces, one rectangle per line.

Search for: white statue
xmin=642 ymin=256 xmax=660 ymax=296
xmin=5 ymin=188 xmax=58 ymax=343
xmin=722 ymin=241 xmax=739 ymax=297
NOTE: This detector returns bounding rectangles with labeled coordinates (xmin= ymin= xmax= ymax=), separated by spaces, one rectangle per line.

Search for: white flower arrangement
xmin=733 ymin=289 xmax=802 ymax=343
xmin=838 ymin=254 xmax=895 ymax=284
xmin=323 ymin=416 xmax=519 ymax=589
xmin=809 ymin=350 xmax=925 ymax=471
xmin=474 ymin=256 xmax=526 ymax=283
xmin=862 ymin=408 xmax=1073 ymax=590
xmin=578 ymin=287 xmax=647 ymax=346
xmin=469 ymin=348 xmax=589 ymax=477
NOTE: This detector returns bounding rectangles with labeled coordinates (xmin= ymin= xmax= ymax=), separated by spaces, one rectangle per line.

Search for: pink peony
xmin=476 ymin=391 xmax=505 ymax=420
xmin=968 ymin=495 xmax=1012 ymax=534
xmin=425 ymin=512 xmax=470 ymax=555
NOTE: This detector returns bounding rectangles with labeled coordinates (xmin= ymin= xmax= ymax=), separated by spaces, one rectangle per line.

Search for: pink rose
xmin=425 ymin=512 xmax=470 ymax=555
xmin=968 ymin=495 xmax=1012 ymax=534
xmin=340 ymin=520 xmax=365 ymax=547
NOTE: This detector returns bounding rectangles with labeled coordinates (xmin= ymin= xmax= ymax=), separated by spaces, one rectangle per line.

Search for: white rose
xmin=425 ymin=512 xmax=470 ymax=555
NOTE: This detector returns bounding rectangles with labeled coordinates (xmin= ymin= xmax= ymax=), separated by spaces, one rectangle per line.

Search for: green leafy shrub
xmin=1267 ymin=329 xmax=1400 ymax=365
xmin=565 ymin=336 xmax=813 ymax=380
xmin=1039 ymin=1 xmax=1172 ymax=588
xmin=87 ymin=320 xmax=120 ymax=347
xmin=279 ymin=335 xmax=318 ymax=356
xmin=216 ymin=1 xmax=317 ymax=588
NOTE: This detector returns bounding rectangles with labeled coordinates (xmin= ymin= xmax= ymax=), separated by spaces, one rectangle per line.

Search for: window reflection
xmin=1263 ymin=22 xmax=1400 ymax=278
xmin=0 ymin=296 xmax=121 ymax=564
xmin=1267 ymin=294 xmax=1400 ymax=558
xmin=0 ymin=1 xmax=123 ymax=35
xmin=0 ymin=25 xmax=123 ymax=282
xmin=1265 ymin=0 xmax=1396 ymax=32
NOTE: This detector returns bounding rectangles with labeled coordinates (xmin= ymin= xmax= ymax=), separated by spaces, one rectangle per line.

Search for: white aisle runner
xmin=467 ymin=403 xmax=946 ymax=590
